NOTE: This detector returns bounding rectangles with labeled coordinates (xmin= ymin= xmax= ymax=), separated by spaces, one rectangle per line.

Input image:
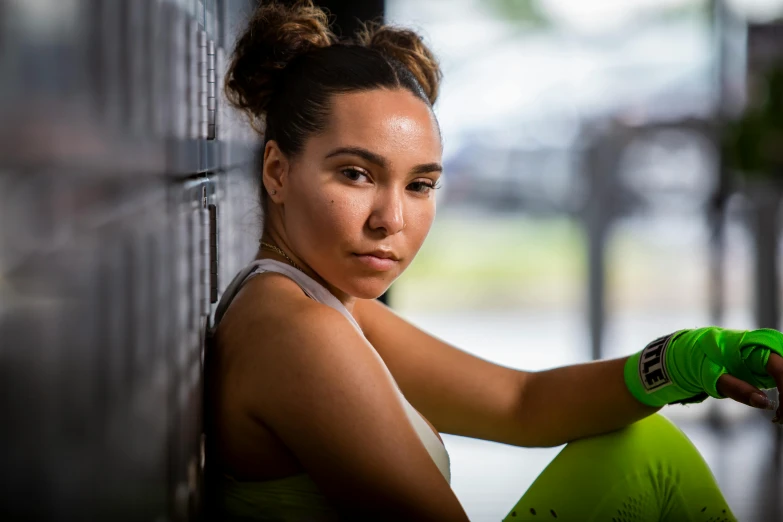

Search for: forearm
xmin=514 ymin=356 xmax=661 ymax=447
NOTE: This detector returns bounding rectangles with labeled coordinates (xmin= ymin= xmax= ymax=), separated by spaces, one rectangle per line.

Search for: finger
xmin=764 ymin=353 xmax=783 ymax=422
xmin=716 ymin=373 xmax=774 ymax=410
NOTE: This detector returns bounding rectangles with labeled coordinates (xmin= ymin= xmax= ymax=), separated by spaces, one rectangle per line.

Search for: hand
xmin=623 ymin=327 xmax=783 ymax=412
xmin=717 ymin=352 xmax=782 ymax=423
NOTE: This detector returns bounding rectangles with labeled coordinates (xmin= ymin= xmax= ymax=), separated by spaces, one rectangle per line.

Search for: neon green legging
xmin=501 ymin=413 xmax=736 ymax=522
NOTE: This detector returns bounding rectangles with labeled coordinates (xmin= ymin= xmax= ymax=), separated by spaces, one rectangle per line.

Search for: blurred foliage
xmin=391 ymin=215 xmax=584 ymax=311
xmin=723 ymin=65 xmax=783 ymax=179
xmin=483 ymin=0 xmax=551 ymax=28
xmin=653 ymin=1 xmax=708 ymax=23
xmin=484 ymin=0 xmax=706 ymax=30
xmin=392 ymin=214 xmax=715 ymax=313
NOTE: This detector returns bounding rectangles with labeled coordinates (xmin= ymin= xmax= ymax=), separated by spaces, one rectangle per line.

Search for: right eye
xmin=341 ymin=168 xmax=369 ymax=183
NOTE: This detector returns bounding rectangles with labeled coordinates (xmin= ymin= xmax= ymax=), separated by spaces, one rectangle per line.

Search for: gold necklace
xmin=260 ymin=241 xmax=303 ymax=272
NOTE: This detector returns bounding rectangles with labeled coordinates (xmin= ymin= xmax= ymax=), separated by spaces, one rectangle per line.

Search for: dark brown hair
xmin=224 ymin=0 xmax=442 ymax=208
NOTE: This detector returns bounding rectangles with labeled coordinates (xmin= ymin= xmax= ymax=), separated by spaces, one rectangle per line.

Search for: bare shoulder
xmin=215 ymin=270 xmax=347 ymax=349
xmin=214 ymin=271 xmax=386 ymax=411
xmin=211 ymin=272 xmax=467 ymax=519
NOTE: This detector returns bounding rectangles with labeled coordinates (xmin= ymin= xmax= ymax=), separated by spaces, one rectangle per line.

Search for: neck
xmin=255 ymin=236 xmax=357 ymax=312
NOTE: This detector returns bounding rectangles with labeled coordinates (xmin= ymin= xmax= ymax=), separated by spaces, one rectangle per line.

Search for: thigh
xmin=501 ymin=414 xmax=736 ymax=522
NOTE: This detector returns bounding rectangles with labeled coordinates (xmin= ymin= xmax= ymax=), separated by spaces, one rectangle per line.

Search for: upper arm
xmin=354 ymin=298 xmax=532 ymax=446
xmin=237 ymin=302 xmax=468 ymax=521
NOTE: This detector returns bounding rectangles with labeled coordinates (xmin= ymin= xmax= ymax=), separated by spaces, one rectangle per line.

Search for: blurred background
xmin=1 ymin=0 xmax=782 ymax=521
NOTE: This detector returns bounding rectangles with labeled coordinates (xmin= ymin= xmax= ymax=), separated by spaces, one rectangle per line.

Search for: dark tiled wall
xmin=0 ymin=1 xmax=259 ymax=520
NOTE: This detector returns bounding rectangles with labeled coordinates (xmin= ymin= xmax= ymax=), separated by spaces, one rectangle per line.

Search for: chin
xmin=345 ymin=277 xmax=395 ymax=300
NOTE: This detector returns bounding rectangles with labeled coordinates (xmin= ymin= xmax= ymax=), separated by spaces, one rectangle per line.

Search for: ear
xmin=261 ymin=140 xmax=289 ymax=204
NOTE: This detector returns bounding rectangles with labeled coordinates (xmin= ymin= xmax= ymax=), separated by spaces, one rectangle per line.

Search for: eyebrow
xmin=324 ymin=146 xmax=442 ymax=176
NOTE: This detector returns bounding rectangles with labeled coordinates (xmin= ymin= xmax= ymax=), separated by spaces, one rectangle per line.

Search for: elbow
xmin=509 ymin=430 xmax=571 ymax=449
xmin=510 ymin=372 xmax=571 ymax=448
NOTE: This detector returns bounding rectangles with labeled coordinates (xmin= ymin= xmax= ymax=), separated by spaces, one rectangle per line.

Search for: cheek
xmin=407 ymin=202 xmax=436 ymax=245
xmin=292 ymin=182 xmax=369 ymax=244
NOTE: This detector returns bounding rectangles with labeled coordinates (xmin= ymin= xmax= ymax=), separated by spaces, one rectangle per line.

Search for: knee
xmin=562 ymin=413 xmax=688 ymax=467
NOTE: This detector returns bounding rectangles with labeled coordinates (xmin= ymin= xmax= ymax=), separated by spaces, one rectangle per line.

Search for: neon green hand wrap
xmin=623 ymin=327 xmax=783 ymax=407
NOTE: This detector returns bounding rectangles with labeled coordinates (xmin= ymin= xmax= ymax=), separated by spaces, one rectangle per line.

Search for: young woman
xmin=204 ymin=2 xmax=783 ymax=520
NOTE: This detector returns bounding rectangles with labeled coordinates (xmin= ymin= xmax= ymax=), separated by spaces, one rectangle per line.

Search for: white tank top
xmin=212 ymin=258 xmax=451 ymax=483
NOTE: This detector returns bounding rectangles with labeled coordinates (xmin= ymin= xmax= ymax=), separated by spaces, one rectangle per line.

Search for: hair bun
xmin=356 ymin=22 xmax=442 ymax=105
xmin=225 ymin=0 xmax=336 ymax=133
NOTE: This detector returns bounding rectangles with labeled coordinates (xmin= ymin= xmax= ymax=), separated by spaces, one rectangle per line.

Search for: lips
xmin=358 ymin=250 xmax=400 ymax=261
xmin=353 ymin=251 xmax=400 ymax=271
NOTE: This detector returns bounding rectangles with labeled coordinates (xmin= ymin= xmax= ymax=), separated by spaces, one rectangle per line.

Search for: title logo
xmin=638 ymin=333 xmax=674 ymax=393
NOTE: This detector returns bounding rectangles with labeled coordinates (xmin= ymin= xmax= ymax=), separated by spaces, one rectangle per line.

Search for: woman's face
xmin=271 ymin=88 xmax=442 ymax=300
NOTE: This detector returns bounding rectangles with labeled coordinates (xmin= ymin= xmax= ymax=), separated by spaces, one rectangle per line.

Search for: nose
xmin=367 ymin=187 xmax=405 ymax=236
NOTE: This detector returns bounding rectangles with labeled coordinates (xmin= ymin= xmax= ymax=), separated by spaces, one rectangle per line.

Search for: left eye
xmin=408 ymin=181 xmax=435 ymax=193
